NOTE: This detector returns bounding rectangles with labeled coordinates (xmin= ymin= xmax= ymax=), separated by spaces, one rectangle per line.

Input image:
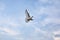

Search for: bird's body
xmin=25 ymin=9 xmax=33 ymax=23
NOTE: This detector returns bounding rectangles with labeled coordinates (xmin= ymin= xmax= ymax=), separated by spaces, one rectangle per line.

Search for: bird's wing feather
xmin=25 ymin=18 xmax=29 ymax=23
xmin=25 ymin=9 xmax=30 ymax=18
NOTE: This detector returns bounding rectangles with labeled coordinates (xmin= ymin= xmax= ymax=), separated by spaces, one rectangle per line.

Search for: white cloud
xmin=0 ymin=2 xmax=5 ymax=11
xmin=0 ymin=0 xmax=60 ymax=40
xmin=53 ymin=31 xmax=60 ymax=35
xmin=41 ymin=18 xmax=60 ymax=26
xmin=53 ymin=31 xmax=60 ymax=40
xmin=32 ymin=0 xmax=60 ymax=27
xmin=32 ymin=25 xmax=47 ymax=34
xmin=0 ymin=17 xmax=20 ymax=28
xmin=0 ymin=27 xmax=19 ymax=35
xmin=38 ymin=0 xmax=49 ymax=3
xmin=54 ymin=38 xmax=60 ymax=40
xmin=33 ymin=0 xmax=60 ymax=16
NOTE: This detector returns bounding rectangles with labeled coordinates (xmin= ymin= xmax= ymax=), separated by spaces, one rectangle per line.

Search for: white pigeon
xmin=25 ymin=9 xmax=33 ymax=23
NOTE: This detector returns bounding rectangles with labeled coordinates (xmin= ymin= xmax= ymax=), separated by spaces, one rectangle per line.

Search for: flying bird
xmin=25 ymin=9 xmax=33 ymax=23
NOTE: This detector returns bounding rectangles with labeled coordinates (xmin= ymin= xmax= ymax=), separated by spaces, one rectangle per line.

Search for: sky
xmin=0 ymin=0 xmax=60 ymax=40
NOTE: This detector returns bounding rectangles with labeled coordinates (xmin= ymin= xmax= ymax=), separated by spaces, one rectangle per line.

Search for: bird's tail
xmin=31 ymin=16 xmax=33 ymax=20
xmin=31 ymin=16 xmax=33 ymax=18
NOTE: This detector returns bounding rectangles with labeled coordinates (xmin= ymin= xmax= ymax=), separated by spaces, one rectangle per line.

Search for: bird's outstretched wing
xmin=25 ymin=9 xmax=30 ymax=18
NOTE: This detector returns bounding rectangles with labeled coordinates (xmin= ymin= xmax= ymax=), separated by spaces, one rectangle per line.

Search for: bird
xmin=25 ymin=9 xmax=33 ymax=23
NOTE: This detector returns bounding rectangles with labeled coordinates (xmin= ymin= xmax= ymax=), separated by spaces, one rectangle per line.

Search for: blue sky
xmin=0 ymin=0 xmax=60 ymax=40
